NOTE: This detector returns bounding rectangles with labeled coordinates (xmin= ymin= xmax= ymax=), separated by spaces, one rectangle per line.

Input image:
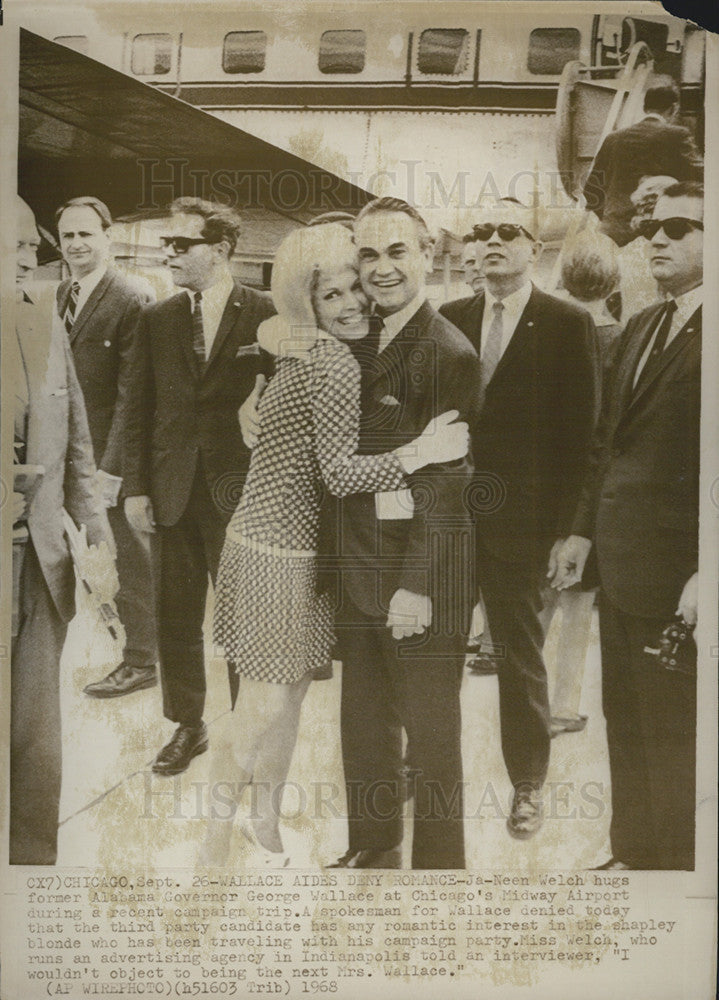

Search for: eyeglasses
xmin=473 ymin=223 xmax=535 ymax=243
xmin=160 ymin=236 xmax=217 ymax=254
xmin=637 ymin=217 xmax=704 ymax=241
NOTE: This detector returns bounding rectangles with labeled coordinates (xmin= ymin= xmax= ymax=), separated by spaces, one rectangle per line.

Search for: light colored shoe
xmin=239 ymin=818 xmax=290 ymax=869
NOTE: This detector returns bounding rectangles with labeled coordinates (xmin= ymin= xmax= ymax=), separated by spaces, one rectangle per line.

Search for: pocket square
xmin=236 ymin=343 xmax=261 ymax=358
xmin=379 ymin=394 xmax=400 ymax=406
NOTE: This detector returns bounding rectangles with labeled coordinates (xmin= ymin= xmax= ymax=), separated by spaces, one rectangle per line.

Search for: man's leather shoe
xmin=507 ymin=787 xmax=544 ymax=840
xmin=326 ymin=845 xmax=401 ymax=869
xmin=593 ymin=857 xmax=632 ymax=870
xmin=84 ymin=663 xmax=157 ymax=698
xmin=152 ymin=723 xmax=208 ymax=776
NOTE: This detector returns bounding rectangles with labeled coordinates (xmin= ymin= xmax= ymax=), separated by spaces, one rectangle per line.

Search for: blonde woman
xmin=201 ymin=224 xmax=468 ymax=866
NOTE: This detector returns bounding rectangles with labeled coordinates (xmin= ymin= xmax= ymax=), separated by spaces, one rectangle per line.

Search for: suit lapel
xmin=367 ymin=300 xmax=433 ymax=389
xmin=205 ymin=281 xmax=245 ymax=373
xmin=67 ymin=270 xmax=113 ymax=345
xmin=622 ymin=306 xmax=701 ymax=418
xmin=613 ymin=304 xmax=664 ymax=416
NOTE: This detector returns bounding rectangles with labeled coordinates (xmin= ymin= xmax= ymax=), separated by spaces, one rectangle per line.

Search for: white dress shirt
xmin=633 ymin=284 xmax=702 ymax=386
xmin=481 ymin=280 xmax=533 ymax=362
xmin=378 ymin=291 xmax=426 ymax=354
xmin=188 ymin=269 xmax=234 ymax=357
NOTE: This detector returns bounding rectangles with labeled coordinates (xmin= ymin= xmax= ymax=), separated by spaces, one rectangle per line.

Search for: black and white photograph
xmin=0 ymin=1 xmax=717 ymax=997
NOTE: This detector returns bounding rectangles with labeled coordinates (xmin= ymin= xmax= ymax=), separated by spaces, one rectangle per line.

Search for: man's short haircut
xmin=660 ymin=180 xmax=704 ymax=201
xmin=354 ymin=196 xmax=434 ymax=251
xmin=55 ymin=196 xmax=112 ymax=231
xmin=644 ymin=81 xmax=680 ymax=114
xmin=169 ymin=197 xmax=242 ymax=256
xmin=562 ymin=232 xmax=619 ymax=303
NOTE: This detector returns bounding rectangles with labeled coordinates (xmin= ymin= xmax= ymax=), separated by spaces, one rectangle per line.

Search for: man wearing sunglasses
xmin=553 ymin=182 xmax=703 ymax=870
xmin=441 ymin=197 xmax=598 ymax=840
xmin=123 ymin=197 xmax=274 ymax=776
xmin=583 ymin=78 xmax=702 ymax=247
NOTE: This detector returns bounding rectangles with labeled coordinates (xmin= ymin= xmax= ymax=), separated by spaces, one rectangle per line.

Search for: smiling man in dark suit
xmin=438 ymin=197 xmax=598 ymax=840
xmin=328 ymin=198 xmax=481 ymax=870
xmin=55 ymin=196 xmax=158 ymax=699
xmin=553 ymin=182 xmax=703 ymax=870
xmin=123 ymin=198 xmax=274 ymax=776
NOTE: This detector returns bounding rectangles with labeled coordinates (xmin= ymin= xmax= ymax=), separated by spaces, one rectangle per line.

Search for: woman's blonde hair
xmin=271 ymin=222 xmax=359 ymax=330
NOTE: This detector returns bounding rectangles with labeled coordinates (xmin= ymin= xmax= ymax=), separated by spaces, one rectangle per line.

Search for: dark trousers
xmin=11 ymin=542 xmax=67 ymax=865
xmin=108 ymin=503 xmax=157 ymax=668
xmin=476 ymin=542 xmax=551 ymax=790
xmin=340 ymin=599 xmax=465 ymax=870
xmin=598 ymin=591 xmax=696 ymax=869
xmin=157 ymin=467 xmax=238 ymax=726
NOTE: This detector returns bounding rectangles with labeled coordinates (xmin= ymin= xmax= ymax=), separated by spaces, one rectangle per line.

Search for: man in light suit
xmin=11 ymin=197 xmax=112 ymax=864
xmin=123 ymin=198 xmax=274 ymax=777
xmin=55 ymin=196 xmax=158 ymax=699
xmin=553 ymin=182 xmax=703 ymax=870
xmin=328 ymin=198 xmax=482 ymax=869
xmin=437 ymin=197 xmax=598 ymax=839
xmin=583 ymin=79 xmax=702 ymax=247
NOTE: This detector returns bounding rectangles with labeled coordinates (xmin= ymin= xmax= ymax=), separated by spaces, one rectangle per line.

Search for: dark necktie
xmin=192 ymin=291 xmax=205 ymax=374
xmin=634 ymin=299 xmax=677 ymax=394
xmin=64 ymin=280 xmax=80 ymax=336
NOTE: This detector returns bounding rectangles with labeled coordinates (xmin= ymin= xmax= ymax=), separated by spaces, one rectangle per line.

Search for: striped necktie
xmin=64 ymin=280 xmax=80 ymax=335
xmin=192 ymin=291 xmax=206 ymax=373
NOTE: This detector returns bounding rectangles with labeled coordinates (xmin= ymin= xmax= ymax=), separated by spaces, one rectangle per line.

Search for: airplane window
xmin=132 ymin=33 xmax=172 ymax=75
xmin=53 ymin=35 xmax=89 ymax=55
xmin=223 ymin=31 xmax=267 ymax=73
xmin=417 ymin=28 xmax=469 ymax=75
xmin=318 ymin=30 xmax=366 ymax=74
xmin=527 ymin=28 xmax=580 ymax=74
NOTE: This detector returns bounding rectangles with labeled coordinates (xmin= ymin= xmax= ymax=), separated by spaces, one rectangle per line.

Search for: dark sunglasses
xmin=637 ymin=217 xmax=703 ymax=241
xmin=473 ymin=222 xmax=535 ymax=243
xmin=160 ymin=236 xmax=218 ymax=254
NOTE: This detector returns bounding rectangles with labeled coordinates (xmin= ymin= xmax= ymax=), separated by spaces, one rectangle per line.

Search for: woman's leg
xmin=250 ymin=673 xmax=312 ymax=852
xmin=199 ymin=673 xmax=312 ymax=862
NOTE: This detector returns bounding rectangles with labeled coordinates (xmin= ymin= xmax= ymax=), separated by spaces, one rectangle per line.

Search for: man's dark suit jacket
xmin=124 ymin=280 xmax=275 ymax=526
xmin=572 ymin=301 xmax=700 ymax=619
xmin=440 ymin=285 xmax=598 ymax=568
xmin=582 ymin=115 xmax=702 ymax=246
xmin=330 ymin=299 xmax=481 ymax=627
xmin=57 ymin=268 xmax=145 ymax=479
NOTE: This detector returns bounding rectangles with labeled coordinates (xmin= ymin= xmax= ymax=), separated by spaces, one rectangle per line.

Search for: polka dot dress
xmin=214 ymin=336 xmax=406 ymax=684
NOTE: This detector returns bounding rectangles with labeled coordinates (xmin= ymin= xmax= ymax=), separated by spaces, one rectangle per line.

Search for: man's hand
xmin=96 ymin=469 xmax=123 ymax=508
xmin=677 ymin=572 xmax=698 ymax=627
xmin=387 ymin=588 xmax=432 ymax=640
xmin=546 ymin=538 xmax=566 ymax=585
xmin=238 ymin=374 xmax=267 ymax=449
xmin=396 ymin=410 xmax=470 ymax=473
xmin=124 ymin=495 xmax=155 ymax=534
xmin=550 ymin=535 xmax=593 ymax=590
